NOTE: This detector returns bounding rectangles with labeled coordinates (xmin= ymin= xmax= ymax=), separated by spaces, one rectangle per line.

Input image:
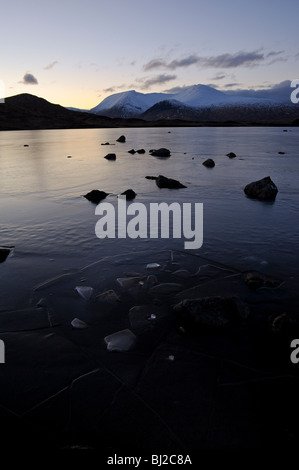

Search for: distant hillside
xmin=0 ymin=94 xmax=118 ymax=130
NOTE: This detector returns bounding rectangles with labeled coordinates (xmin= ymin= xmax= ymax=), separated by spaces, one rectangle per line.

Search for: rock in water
xmin=84 ymin=190 xmax=109 ymax=203
xmin=104 ymin=329 xmax=136 ymax=352
xmin=104 ymin=153 xmax=116 ymax=160
xmin=245 ymin=272 xmax=281 ymax=290
xmin=145 ymin=176 xmax=157 ymax=180
xmin=136 ymin=149 xmax=145 ymax=154
xmin=120 ymin=189 xmax=136 ymax=200
xmin=71 ymin=318 xmax=88 ymax=329
xmin=244 ymin=176 xmax=278 ymax=201
xmin=173 ymin=296 xmax=249 ymax=328
xmin=150 ymin=148 xmax=171 ymax=157
xmin=202 ymin=158 xmax=215 ymax=168
xmin=116 ymin=135 xmax=126 ymax=143
xmin=128 ymin=149 xmax=136 ymax=154
xmin=0 ymin=248 xmax=11 ymax=263
xmin=226 ymin=152 xmax=237 ymax=158
xmin=156 ymin=175 xmax=187 ymax=189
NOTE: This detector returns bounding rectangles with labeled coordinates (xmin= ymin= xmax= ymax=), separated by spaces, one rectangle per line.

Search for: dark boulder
xmin=104 ymin=153 xmax=116 ymax=160
xmin=173 ymin=296 xmax=249 ymax=329
xmin=244 ymin=176 xmax=278 ymax=201
xmin=156 ymin=175 xmax=186 ymax=189
xmin=245 ymin=272 xmax=281 ymax=290
xmin=116 ymin=135 xmax=126 ymax=143
xmin=150 ymin=148 xmax=171 ymax=157
xmin=278 ymin=152 xmax=285 ymax=155
xmin=128 ymin=149 xmax=136 ymax=154
xmin=202 ymin=158 xmax=215 ymax=168
xmin=101 ymin=142 xmax=110 ymax=145
xmin=226 ymin=152 xmax=237 ymax=158
xmin=136 ymin=149 xmax=145 ymax=154
xmin=0 ymin=248 xmax=11 ymax=263
xmin=84 ymin=190 xmax=109 ymax=204
xmin=120 ymin=189 xmax=136 ymax=200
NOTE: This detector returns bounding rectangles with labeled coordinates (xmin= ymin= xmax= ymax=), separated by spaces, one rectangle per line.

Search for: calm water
xmin=0 ymin=126 xmax=299 ymax=310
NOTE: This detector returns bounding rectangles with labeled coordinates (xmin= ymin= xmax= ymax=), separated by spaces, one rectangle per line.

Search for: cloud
xmin=211 ymin=73 xmax=226 ymax=81
xmin=20 ymin=73 xmax=38 ymax=85
xmin=136 ymin=74 xmax=176 ymax=90
xmin=44 ymin=61 xmax=58 ymax=70
xmin=222 ymin=83 xmax=242 ymax=88
xmin=143 ymin=50 xmax=283 ymax=71
xmin=163 ymin=85 xmax=190 ymax=93
xmin=103 ymin=87 xmax=116 ymax=93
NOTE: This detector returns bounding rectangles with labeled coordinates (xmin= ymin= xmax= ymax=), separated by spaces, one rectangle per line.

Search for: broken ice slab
xmin=116 ymin=276 xmax=145 ymax=290
xmin=71 ymin=318 xmax=88 ymax=329
xmin=104 ymin=329 xmax=136 ymax=352
xmin=97 ymin=289 xmax=120 ymax=302
xmin=150 ymin=283 xmax=183 ymax=295
xmin=146 ymin=263 xmax=161 ymax=271
xmin=129 ymin=305 xmax=158 ymax=334
xmin=75 ymin=286 xmax=94 ymax=301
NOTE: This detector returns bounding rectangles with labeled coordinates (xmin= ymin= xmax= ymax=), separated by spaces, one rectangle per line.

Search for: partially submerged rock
xmin=104 ymin=329 xmax=136 ymax=352
xmin=116 ymin=135 xmax=126 ymax=143
xmin=226 ymin=152 xmax=237 ymax=158
xmin=120 ymin=189 xmax=136 ymax=200
xmin=104 ymin=153 xmax=116 ymax=160
xmin=244 ymin=176 xmax=278 ymax=201
xmin=128 ymin=149 xmax=136 ymax=154
xmin=84 ymin=190 xmax=109 ymax=204
xmin=245 ymin=272 xmax=281 ymax=290
xmin=202 ymin=158 xmax=215 ymax=168
xmin=156 ymin=175 xmax=187 ymax=189
xmin=136 ymin=149 xmax=145 ymax=154
xmin=174 ymin=296 xmax=249 ymax=328
xmin=150 ymin=148 xmax=171 ymax=157
xmin=145 ymin=176 xmax=157 ymax=180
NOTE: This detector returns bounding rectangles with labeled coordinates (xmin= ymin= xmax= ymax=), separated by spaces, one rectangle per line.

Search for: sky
xmin=1 ymin=0 xmax=298 ymax=109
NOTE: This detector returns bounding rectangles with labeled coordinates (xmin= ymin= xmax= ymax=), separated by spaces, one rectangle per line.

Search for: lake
xmin=0 ymin=126 xmax=298 ymax=310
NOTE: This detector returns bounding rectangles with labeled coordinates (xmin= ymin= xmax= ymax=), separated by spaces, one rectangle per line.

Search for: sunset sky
xmin=1 ymin=0 xmax=298 ymax=109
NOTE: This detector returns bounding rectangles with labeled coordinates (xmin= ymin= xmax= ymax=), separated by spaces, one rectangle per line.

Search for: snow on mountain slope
xmin=173 ymin=84 xmax=277 ymax=107
xmin=91 ymin=90 xmax=173 ymax=116
xmin=89 ymin=83 xmax=291 ymax=118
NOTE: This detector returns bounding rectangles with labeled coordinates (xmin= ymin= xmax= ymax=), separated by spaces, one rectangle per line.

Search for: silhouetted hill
xmin=0 ymin=93 xmax=119 ymax=130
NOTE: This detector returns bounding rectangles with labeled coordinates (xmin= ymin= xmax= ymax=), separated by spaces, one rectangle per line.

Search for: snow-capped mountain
xmin=86 ymin=82 xmax=298 ymax=121
xmin=90 ymin=90 xmax=171 ymax=118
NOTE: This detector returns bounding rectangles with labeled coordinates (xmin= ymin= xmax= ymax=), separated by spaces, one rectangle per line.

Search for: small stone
xmin=155 ymin=175 xmax=186 ymax=189
xmin=120 ymin=189 xmax=136 ymax=200
xmin=116 ymin=135 xmax=126 ymax=143
xmin=202 ymin=158 xmax=215 ymax=168
xmin=128 ymin=149 xmax=136 ymax=154
xmin=136 ymin=149 xmax=145 ymax=154
xmin=84 ymin=190 xmax=109 ymax=203
xmin=150 ymin=148 xmax=171 ymax=157
xmin=226 ymin=152 xmax=237 ymax=158
xmin=104 ymin=153 xmax=116 ymax=160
